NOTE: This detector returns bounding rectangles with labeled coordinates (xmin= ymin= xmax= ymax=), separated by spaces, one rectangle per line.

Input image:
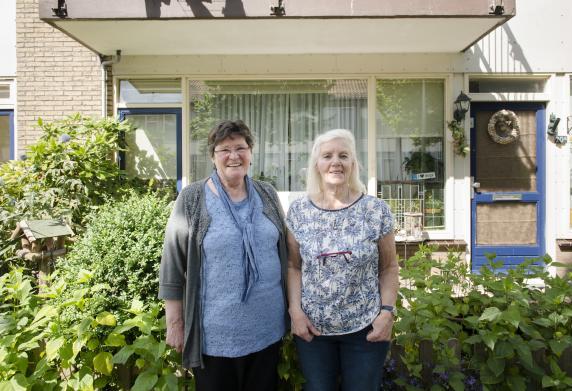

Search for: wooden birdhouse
xmin=10 ymin=219 xmax=74 ymax=286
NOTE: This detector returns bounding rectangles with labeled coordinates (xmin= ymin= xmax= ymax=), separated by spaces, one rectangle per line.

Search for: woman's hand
xmin=366 ymin=311 xmax=394 ymax=342
xmin=166 ymin=318 xmax=184 ymax=353
xmin=165 ymin=300 xmax=184 ymax=353
xmin=290 ymin=308 xmax=321 ymax=342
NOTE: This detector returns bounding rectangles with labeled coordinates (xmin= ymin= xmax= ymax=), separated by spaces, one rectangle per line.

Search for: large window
xmin=376 ymin=79 xmax=445 ymax=231
xmin=570 ymin=76 xmax=572 ymax=229
xmin=188 ymin=80 xmax=368 ymax=191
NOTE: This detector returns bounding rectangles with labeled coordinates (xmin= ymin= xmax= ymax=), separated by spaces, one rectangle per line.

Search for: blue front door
xmin=470 ymin=103 xmax=545 ymax=272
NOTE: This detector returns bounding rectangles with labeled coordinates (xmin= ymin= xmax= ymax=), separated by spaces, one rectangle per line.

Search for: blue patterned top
xmin=286 ymin=194 xmax=394 ymax=335
xmin=201 ymin=184 xmax=285 ymax=357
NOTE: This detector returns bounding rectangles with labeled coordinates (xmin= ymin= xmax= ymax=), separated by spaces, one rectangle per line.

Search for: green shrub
xmin=394 ymin=247 xmax=572 ymax=390
xmin=0 ymin=268 xmax=185 ymax=390
xmin=0 ymin=114 xmax=134 ymax=265
xmin=56 ymin=191 xmax=171 ymax=323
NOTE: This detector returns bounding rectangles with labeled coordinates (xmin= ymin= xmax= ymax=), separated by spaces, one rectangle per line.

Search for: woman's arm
xmin=165 ymin=299 xmax=184 ymax=352
xmin=287 ymin=231 xmax=321 ymax=342
xmin=367 ymin=232 xmax=399 ymax=342
xmin=159 ymin=190 xmax=190 ymax=352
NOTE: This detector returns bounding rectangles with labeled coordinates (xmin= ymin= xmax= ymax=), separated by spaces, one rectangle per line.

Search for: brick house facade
xmin=14 ymin=0 xmax=107 ymax=153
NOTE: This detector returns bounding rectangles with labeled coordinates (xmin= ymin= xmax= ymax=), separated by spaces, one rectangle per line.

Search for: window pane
xmin=124 ymin=113 xmax=177 ymax=180
xmin=376 ymin=79 xmax=445 ymax=231
xmin=0 ymin=85 xmax=10 ymax=100
xmin=570 ymin=76 xmax=572 ymax=229
xmin=188 ymin=80 xmax=368 ymax=191
xmin=0 ymin=114 xmax=10 ymax=162
xmin=469 ymin=78 xmax=547 ymax=93
xmin=119 ymin=79 xmax=182 ymax=104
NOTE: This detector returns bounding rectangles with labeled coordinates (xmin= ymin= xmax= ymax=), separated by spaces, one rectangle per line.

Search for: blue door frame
xmin=0 ymin=110 xmax=15 ymax=160
xmin=118 ymin=108 xmax=183 ymax=191
xmin=470 ymin=102 xmax=546 ymax=272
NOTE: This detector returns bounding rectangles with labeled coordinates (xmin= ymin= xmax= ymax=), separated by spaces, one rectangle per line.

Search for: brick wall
xmin=16 ymin=0 xmax=104 ymax=153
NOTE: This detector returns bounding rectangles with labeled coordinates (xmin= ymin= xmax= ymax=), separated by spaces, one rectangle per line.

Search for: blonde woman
xmin=286 ymin=129 xmax=399 ymax=391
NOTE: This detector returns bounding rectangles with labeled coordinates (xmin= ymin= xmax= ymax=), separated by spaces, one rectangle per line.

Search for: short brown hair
xmin=207 ymin=120 xmax=255 ymax=157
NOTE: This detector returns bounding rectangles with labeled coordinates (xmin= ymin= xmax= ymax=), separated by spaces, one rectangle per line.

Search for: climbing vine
xmin=447 ymin=120 xmax=469 ymax=157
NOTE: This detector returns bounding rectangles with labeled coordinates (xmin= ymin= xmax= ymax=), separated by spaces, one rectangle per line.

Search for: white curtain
xmin=190 ymin=83 xmax=368 ymax=191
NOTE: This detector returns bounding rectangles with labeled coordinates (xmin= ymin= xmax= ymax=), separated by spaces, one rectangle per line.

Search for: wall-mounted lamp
xmin=270 ymin=0 xmax=285 ymax=16
xmin=52 ymin=0 xmax=67 ymax=18
xmin=453 ymin=91 xmax=471 ymax=122
xmin=547 ymin=113 xmax=560 ymax=136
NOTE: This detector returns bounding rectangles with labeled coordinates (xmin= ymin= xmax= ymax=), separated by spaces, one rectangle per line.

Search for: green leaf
xmin=549 ymin=339 xmax=569 ymax=356
xmin=113 ymin=345 xmax=135 ymax=365
xmin=480 ymin=307 xmax=502 ymax=322
xmin=95 ymin=312 xmax=117 ymax=326
xmin=542 ymin=375 xmax=557 ymax=388
xmin=104 ymin=332 xmax=126 ymax=347
xmin=87 ymin=338 xmax=100 ymax=351
xmin=156 ymin=373 xmax=179 ymax=391
xmin=507 ymin=375 xmax=526 ymax=390
xmin=0 ymin=381 xmax=13 ymax=391
xmin=45 ymin=337 xmax=65 ymax=361
xmin=93 ymin=352 xmax=113 ymax=376
xmin=131 ymin=371 xmax=158 ymax=391
xmin=9 ymin=374 xmax=28 ymax=391
xmin=487 ymin=356 xmax=505 ymax=378
xmin=448 ymin=377 xmax=465 ymax=391
xmin=495 ymin=341 xmax=514 ymax=358
xmin=533 ymin=318 xmax=552 ymax=328
xmin=129 ymin=299 xmax=145 ymax=314
xmin=515 ymin=343 xmax=533 ymax=368
xmin=501 ymin=306 xmax=521 ymax=328
xmin=519 ymin=323 xmax=543 ymax=339
xmin=482 ymin=333 xmax=497 ymax=351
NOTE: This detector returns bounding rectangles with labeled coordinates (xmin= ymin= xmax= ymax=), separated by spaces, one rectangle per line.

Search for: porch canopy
xmin=39 ymin=0 xmax=515 ymax=56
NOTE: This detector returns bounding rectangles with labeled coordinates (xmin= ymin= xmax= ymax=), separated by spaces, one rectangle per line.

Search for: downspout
xmin=100 ymin=50 xmax=121 ymax=118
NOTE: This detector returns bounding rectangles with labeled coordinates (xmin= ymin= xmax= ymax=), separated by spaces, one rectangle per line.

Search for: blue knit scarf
xmin=210 ymin=170 xmax=260 ymax=302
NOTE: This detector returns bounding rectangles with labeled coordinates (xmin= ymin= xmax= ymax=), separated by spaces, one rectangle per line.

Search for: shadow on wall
xmin=144 ymin=0 xmax=245 ymax=17
xmin=467 ymin=24 xmax=532 ymax=73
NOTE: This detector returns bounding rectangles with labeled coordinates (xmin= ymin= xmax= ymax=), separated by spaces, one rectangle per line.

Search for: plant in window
xmin=447 ymin=120 xmax=470 ymax=157
xmin=424 ymin=193 xmax=444 ymax=214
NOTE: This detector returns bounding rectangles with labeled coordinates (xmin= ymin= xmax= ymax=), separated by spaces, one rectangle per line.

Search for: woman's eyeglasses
xmin=213 ymin=146 xmax=250 ymax=157
xmin=316 ymin=250 xmax=352 ymax=265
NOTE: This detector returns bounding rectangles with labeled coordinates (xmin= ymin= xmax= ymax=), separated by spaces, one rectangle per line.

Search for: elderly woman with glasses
xmin=286 ymin=129 xmax=399 ymax=391
xmin=159 ymin=120 xmax=288 ymax=391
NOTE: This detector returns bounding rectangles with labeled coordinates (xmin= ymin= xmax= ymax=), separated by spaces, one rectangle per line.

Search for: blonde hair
xmin=306 ymin=129 xmax=366 ymax=196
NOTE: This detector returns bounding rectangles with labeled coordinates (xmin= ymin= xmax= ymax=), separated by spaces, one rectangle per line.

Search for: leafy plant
xmin=56 ymin=191 xmax=172 ymax=325
xmin=395 ymin=246 xmax=572 ymax=390
xmin=447 ymin=120 xmax=469 ymax=157
xmin=0 ymin=114 xmax=134 ymax=263
xmin=0 ymin=268 xmax=186 ymax=391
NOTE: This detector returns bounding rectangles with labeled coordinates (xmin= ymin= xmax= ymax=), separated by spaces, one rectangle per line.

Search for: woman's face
xmin=212 ymin=135 xmax=252 ymax=184
xmin=316 ymin=138 xmax=353 ymax=188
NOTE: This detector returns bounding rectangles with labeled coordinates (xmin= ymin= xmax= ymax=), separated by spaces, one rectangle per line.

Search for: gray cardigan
xmin=158 ymin=179 xmax=289 ymax=368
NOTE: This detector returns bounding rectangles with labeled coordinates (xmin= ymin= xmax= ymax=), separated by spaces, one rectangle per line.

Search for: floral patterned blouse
xmin=286 ymin=194 xmax=394 ymax=335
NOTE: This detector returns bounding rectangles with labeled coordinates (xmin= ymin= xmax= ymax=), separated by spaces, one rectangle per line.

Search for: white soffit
xmin=53 ymin=18 xmax=502 ymax=55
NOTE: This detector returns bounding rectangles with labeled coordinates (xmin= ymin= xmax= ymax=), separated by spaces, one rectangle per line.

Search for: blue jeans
xmin=295 ymin=326 xmax=390 ymax=391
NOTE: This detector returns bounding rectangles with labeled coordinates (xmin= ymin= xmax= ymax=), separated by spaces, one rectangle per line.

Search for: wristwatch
xmin=380 ymin=305 xmax=397 ymax=317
